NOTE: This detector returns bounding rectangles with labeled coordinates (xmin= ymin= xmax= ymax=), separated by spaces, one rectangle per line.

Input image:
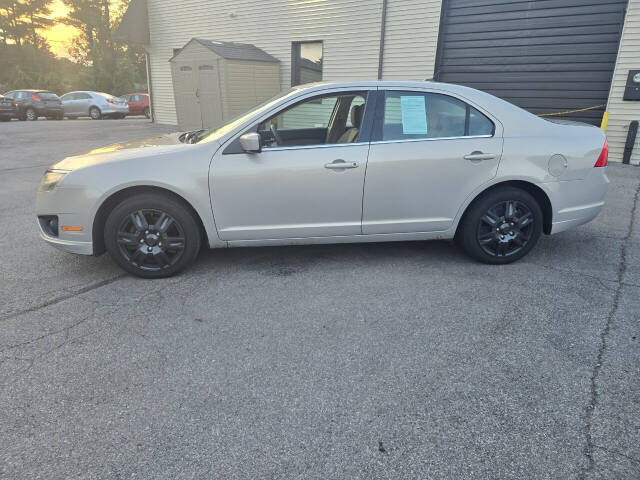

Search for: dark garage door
xmin=434 ymin=0 xmax=628 ymax=125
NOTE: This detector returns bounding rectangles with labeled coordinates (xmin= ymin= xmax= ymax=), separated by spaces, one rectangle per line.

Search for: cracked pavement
xmin=1 ymin=118 xmax=639 ymax=479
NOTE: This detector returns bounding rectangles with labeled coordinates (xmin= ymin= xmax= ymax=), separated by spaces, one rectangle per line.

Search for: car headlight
xmin=39 ymin=170 xmax=68 ymax=192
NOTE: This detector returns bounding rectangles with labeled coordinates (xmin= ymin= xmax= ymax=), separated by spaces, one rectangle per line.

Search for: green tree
xmin=62 ymin=0 xmax=146 ymax=95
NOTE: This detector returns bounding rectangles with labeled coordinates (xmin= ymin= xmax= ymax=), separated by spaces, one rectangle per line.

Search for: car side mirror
xmin=239 ymin=132 xmax=262 ymax=153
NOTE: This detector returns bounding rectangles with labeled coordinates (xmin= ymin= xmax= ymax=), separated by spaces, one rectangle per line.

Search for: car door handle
xmin=325 ymin=160 xmax=358 ymax=169
xmin=464 ymin=152 xmax=497 ymax=161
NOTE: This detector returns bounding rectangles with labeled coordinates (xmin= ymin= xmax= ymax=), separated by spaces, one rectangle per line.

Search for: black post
xmin=623 ymin=120 xmax=638 ymax=165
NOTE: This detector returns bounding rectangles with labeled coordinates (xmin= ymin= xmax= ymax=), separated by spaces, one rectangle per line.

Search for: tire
xmin=457 ymin=187 xmax=543 ymax=265
xmin=89 ymin=107 xmax=101 ymax=120
xmin=104 ymin=193 xmax=201 ymax=278
xmin=143 ymin=107 xmax=150 ymax=119
xmin=26 ymin=108 xmax=37 ymax=121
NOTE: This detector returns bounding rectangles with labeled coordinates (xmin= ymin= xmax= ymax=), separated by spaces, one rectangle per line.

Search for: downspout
xmin=144 ymin=50 xmax=154 ymax=122
xmin=377 ymin=0 xmax=388 ymax=80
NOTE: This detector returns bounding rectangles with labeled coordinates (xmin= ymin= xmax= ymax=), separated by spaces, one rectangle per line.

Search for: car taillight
xmin=32 ymin=94 xmax=41 ymax=101
xmin=595 ymin=139 xmax=608 ymax=167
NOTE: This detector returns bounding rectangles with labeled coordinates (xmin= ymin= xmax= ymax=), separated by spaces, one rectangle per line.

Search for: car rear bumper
xmin=0 ymin=106 xmax=16 ymax=116
xmin=549 ymin=168 xmax=609 ymax=234
xmin=101 ymin=104 xmax=129 ymax=115
xmin=35 ymin=105 xmax=63 ymax=116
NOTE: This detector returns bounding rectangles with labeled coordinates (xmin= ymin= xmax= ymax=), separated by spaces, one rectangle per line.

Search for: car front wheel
xmin=104 ymin=193 xmax=201 ymax=278
xmin=26 ymin=108 xmax=37 ymax=121
xmin=458 ymin=187 xmax=543 ymax=265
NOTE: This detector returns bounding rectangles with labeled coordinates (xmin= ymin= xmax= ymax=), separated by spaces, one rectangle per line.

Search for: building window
xmin=291 ymin=41 xmax=323 ymax=86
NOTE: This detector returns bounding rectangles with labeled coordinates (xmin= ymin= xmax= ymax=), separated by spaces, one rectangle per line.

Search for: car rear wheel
xmin=89 ymin=107 xmax=101 ymax=120
xmin=458 ymin=187 xmax=543 ymax=265
xmin=104 ymin=193 xmax=201 ymax=278
xmin=143 ymin=107 xmax=150 ymax=119
xmin=26 ymin=108 xmax=37 ymax=121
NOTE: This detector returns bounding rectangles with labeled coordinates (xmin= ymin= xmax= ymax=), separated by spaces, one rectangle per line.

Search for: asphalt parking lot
xmin=1 ymin=118 xmax=639 ymax=479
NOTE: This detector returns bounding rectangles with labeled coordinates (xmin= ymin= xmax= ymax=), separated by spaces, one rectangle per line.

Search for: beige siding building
xmin=117 ymin=0 xmax=640 ymax=164
xmin=605 ymin=0 xmax=640 ymax=165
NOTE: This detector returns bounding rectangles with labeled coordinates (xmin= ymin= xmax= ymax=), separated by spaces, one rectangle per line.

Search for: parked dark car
xmin=0 ymin=94 xmax=17 ymax=121
xmin=120 ymin=93 xmax=150 ymax=118
xmin=3 ymin=90 xmax=63 ymax=121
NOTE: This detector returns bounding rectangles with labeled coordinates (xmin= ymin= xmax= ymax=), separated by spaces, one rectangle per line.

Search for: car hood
xmin=51 ymin=133 xmax=198 ymax=171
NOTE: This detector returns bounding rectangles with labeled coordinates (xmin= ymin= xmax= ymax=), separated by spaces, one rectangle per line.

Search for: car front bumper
xmin=38 ymin=222 xmax=94 ymax=255
xmin=36 ymin=185 xmax=98 ymax=256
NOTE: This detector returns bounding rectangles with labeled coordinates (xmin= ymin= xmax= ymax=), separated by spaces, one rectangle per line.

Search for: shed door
xmin=172 ymin=62 xmax=202 ymax=131
xmin=435 ymin=0 xmax=627 ymax=125
xmin=197 ymin=63 xmax=223 ymax=129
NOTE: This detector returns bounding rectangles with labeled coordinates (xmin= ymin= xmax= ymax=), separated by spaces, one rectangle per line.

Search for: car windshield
xmin=38 ymin=92 xmax=59 ymax=99
xmin=195 ymin=88 xmax=298 ymax=144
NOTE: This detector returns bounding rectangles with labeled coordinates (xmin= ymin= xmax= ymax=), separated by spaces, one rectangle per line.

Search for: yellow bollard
xmin=601 ymin=111 xmax=609 ymax=132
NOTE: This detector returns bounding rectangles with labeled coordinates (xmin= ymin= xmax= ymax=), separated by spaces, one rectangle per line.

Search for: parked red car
xmin=121 ymin=93 xmax=150 ymax=118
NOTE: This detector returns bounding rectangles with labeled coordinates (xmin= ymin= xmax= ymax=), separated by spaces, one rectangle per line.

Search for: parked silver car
xmin=36 ymin=81 xmax=609 ymax=278
xmin=60 ymin=91 xmax=129 ymax=120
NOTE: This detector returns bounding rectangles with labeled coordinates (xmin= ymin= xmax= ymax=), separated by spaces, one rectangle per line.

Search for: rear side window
xmin=469 ymin=107 xmax=494 ymax=136
xmin=382 ymin=91 xmax=494 ymax=141
xmin=38 ymin=92 xmax=59 ymax=100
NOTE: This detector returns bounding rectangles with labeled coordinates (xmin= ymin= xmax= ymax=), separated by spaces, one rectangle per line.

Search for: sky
xmin=43 ymin=0 xmax=76 ymax=58
xmin=42 ymin=0 xmax=124 ymax=58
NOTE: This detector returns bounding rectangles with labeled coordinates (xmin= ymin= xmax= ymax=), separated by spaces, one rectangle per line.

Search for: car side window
xmin=382 ymin=91 xmax=494 ymax=141
xmin=469 ymin=107 xmax=494 ymax=136
xmin=256 ymin=92 xmax=367 ymax=148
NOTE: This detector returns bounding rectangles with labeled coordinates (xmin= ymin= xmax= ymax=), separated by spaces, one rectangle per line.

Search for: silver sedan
xmin=60 ymin=91 xmax=129 ymax=120
xmin=36 ymin=81 xmax=609 ymax=278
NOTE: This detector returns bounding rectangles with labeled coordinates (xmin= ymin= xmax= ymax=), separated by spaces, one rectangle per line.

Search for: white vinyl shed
xmin=169 ymin=38 xmax=280 ymax=131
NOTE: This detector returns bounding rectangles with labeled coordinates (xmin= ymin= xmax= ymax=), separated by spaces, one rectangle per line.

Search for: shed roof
xmin=170 ymin=38 xmax=280 ymax=63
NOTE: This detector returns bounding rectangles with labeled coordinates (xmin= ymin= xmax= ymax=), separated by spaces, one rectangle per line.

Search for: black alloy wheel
xmin=458 ymin=187 xmax=542 ymax=265
xmin=476 ymin=200 xmax=534 ymax=258
xmin=104 ymin=193 xmax=201 ymax=278
xmin=116 ymin=209 xmax=186 ymax=272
